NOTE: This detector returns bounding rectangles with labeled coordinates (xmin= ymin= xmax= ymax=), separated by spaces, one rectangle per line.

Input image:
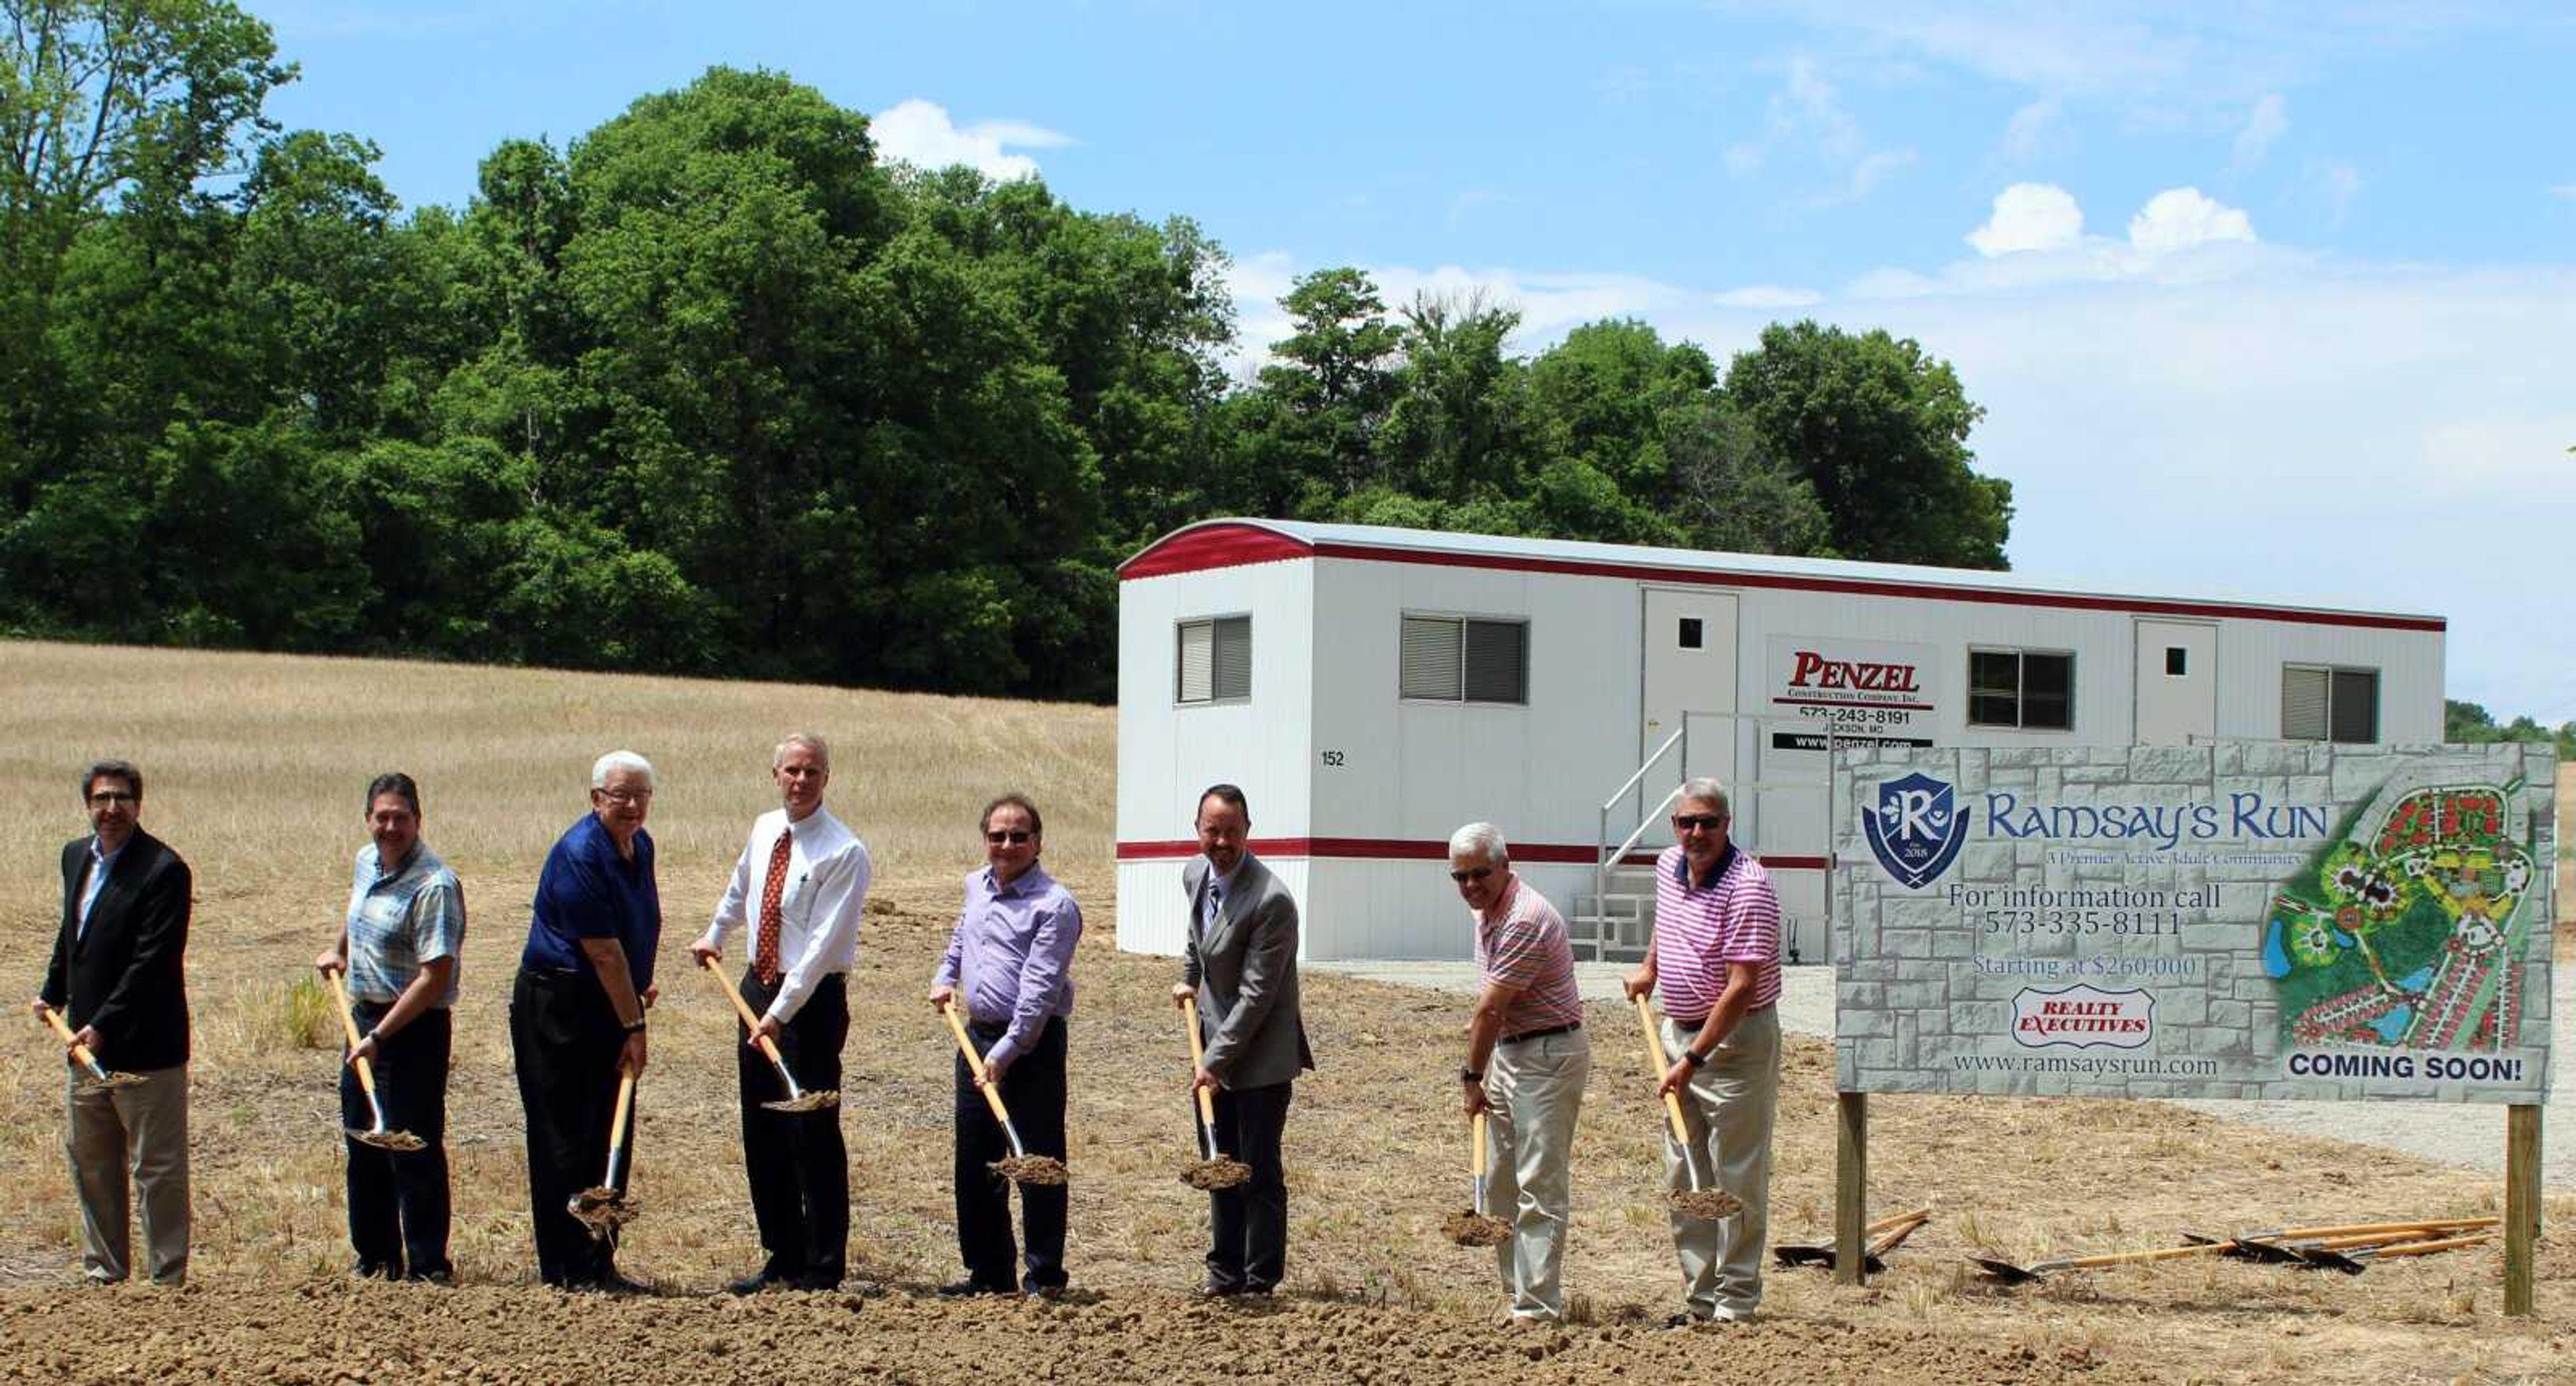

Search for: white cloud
xmin=2317 ymin=161 xmax=2363 ymax=226
xmin=1999 ymin=96 xmax=2065 ymax=162
xmin=1843 ymin=148 xmax=1917 ymax=200
xmin=2229 ymin=93 xmax=2289 ymax=169
xmin=1725 ymin=53 xmax=1912 ymax=203
xmin=1968 ymin=182 xmax=2086 ymax=256
xmin=1714 ymin=285 xmax=1825 ymax=309
xmin=869 ymin=99 xmax=1070 ymax=181
xmin=2128 ymin=186 xmax=2256 ymax=251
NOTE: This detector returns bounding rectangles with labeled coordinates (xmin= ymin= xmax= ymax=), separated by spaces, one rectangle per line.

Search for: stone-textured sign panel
xmin=1832 ymin=742 xmax=2555 ymax=1103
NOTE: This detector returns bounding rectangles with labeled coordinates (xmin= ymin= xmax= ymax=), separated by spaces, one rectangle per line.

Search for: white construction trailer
xmin=1113 ymin=519 xmax=2445 ymax=963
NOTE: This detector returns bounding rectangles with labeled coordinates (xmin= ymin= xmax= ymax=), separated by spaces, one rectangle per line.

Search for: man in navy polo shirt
xmin=512 ymin=750 xmax=662 ymax=1292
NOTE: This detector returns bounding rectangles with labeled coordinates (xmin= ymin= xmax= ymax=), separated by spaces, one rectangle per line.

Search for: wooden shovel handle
xmin=36 ymin=1003 xmax=107 ymax=1076
xmin=1633 ymin=994 xmax=1691 ymax=1142
xmin=943 ymin=1000 xmax=1014 ymax=1127
xmin=1183 ymin=996 xmax=1216 ymax=1128
xmin=2063 ymin=1242 xmax=2230 ymax=1269
xmin=1866 ymin=1208 xmax=1933 ymax=1255
xmin=1868 ymin=1206 xmax=1931 ymax=1236
xmin=1471 ymin=1110 xmax=1488 ymax=1180
xmin=607 ymin=1070 xmax=635 ymax=1157
xmin=701 ymin=958 xmax=791 ymax=1071
xmin=2367 ymin=1232 xmax=2490 ymax=1260
xmin=2269 ymin=1216 xmax=2498 ymax=1240
xmin=323 ymin=969 xmax=384 ymax=1102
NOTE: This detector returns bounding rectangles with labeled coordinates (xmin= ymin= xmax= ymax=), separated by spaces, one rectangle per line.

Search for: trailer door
xmin=1642 ymin=588 xmax=1739 ymax=789
xmin=2134 ymin=619 xmax=2216 ymax=745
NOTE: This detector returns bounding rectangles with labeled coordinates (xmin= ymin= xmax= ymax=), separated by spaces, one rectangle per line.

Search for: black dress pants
xmin=952 ymin=1016 xmax=1068 ymax=1291
xmin=737 ymin=969 xmax=849 ymax=1286
xmin=1206 ymin=1079 xmax=1293 ymax=1293
xmin=340 ymin=1002 xmax=451 ymax=1279
xmin=511 ymin=967 xmax=633 ymax=1287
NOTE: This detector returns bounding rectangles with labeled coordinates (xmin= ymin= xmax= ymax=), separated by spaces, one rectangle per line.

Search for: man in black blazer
xmin=1172 ymin=784 xmax=1313 ymax=1297
xmin=34 ymin=759 xmax=193 ymax=1287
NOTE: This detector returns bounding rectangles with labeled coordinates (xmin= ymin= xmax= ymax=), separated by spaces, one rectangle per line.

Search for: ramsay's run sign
xmin=1832 ymin=742 xmax=2555 ymax=1104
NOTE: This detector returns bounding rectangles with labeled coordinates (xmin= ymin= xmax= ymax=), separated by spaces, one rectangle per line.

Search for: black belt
xmin=1499 ymin=1020 xmax=1581 ymax=1046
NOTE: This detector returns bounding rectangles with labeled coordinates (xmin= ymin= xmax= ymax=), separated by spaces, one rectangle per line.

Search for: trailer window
xmin=1967 ymin=649 xmax=2074 ymax=731
xmin=1177 ymin=617 xmax=1251 ymax=704
xmin=1401 ymin=615 xmax=1528 ymax=705
xmin=2281 ymin=665 xmax=2377 ymax=743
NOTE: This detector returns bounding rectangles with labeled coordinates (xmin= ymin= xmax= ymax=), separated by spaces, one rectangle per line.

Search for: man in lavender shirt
xmin=927 ymin=793 xmax=1082 ymax=1297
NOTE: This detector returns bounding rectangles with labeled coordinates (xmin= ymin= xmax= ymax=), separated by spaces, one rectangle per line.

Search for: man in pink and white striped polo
xmin=1450 ymin=822 xmax=1591 ymax=1322
xmin=1622 ymin=777 xmax=1782 ymax=1324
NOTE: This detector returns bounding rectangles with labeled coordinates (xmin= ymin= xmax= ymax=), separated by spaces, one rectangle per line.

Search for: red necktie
xmin=755 ymin=829 xmax=792 ymax=986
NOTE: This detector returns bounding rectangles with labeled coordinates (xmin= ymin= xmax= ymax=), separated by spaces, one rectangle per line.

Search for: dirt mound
xmin=0 ymin=1282 xmax=2176 ymax=1385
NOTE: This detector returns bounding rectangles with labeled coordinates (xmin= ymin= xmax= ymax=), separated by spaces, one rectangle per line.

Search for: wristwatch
xmin=1680 ymin=1047 xmax=1707 ymax=1069
xmin=1460 ymin=1067 xmax=1484 ymax=1084
xmin=623 ymin=1017 xmax=647 ymax=1034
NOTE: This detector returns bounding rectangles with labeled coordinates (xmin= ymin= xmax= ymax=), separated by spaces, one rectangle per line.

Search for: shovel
xmin=941 ymin=1000 xmax=1067 ymax=1187
xmin=1177 ymin=996 xmax=1248 ymax=1190
xmin=700 ymin=959 xmax=838 ymax=1112
xmin=1445 ymin=1109 xmax=1509 ymax=1247
xmin=323 ymin=970 xmax=426 ymax=1151
xmin=568 ymin=1069 xmax=639 ymax=1238
xmin=1776 ymin=1206 xmax=1931 ymax=1272
xmin=2292 ymin=1230 xmax=2493 ymax=1275
xmin=2180 ymin=1217 xmax=2499 ymax=1267
xmin=1633 ymin=994 xmax=1741 ymax=1221
xmin=35 ymin=1003 xmax=145 ymax=1089
xmin=1972 ymin=1238 xmax=2244 ymax=1285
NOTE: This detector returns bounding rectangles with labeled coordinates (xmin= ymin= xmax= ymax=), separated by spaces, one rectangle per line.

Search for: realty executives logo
xmin=1863 ymin=771 xmax=1970 ymax=889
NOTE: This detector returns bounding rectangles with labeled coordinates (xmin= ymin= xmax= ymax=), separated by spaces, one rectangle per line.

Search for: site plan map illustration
xmin=2267 ymin=774 xmax=2539 ymax=1055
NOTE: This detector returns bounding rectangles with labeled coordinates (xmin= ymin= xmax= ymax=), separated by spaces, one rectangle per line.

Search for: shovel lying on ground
xmin=700 ymin=959 xmax=838 ymax=1112
xmin=1177 ymin=996 xmax=1249 ymax=1190
xmin=2291 ymin=1230 xmax=2494 ymax=1275
xmin=941 ymin=1000 xmax=1067 ymax=1187
xmin=1776 ymin=1206 xmax=1931 ymax=1272
xmin=2180 ymin=1217 xmax=2499 ymax=1268
xmin=568 ymin=1070 xmax=639 ymax=1238
xmin=323 ymin=970 xmax=426 ymax=1151
xmin=1632 ymin=994 xmax=1741 ymax=1221
xmin=1972 ymin=1238 xmax=2248 ymax=1285
xmin=34 ymin=1004 xmax=146 ymax=1089
xmin=1445 ymin=1110 xmax=1509 ymax=1247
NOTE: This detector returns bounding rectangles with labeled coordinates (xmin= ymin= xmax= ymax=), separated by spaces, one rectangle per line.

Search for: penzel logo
xmin=1862 ymin=772 xmax=1970 ymax=889
xmin=1787 ymin=649 xmax=1921 ymax=693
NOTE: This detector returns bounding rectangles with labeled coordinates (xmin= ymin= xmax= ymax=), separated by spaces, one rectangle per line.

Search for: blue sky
xmin=258 ymin=1 xmax=2576 ymax=721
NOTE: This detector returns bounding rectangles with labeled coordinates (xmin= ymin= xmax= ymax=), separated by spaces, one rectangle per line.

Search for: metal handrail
xmin=1601 ymin=725 xmax=1686 ymax=814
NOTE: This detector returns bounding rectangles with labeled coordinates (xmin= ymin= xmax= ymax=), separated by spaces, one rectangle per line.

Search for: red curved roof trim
xmin=1119 ymin=523 xmax=1313 ymax=579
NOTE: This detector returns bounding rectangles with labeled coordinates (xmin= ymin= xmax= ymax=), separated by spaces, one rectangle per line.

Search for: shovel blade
xmin=1970 ymin=1257 xmax=2043 ymax=1285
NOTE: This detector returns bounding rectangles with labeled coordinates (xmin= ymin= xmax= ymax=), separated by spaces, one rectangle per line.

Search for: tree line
xmin=7 ymin=1 xmax=2013 ymax=702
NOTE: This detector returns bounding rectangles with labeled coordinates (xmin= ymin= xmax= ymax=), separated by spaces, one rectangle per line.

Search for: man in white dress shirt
xmin=688 ymin=733 xmax=871 ymax=1293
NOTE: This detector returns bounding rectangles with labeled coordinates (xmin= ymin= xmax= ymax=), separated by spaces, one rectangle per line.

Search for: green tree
xmin=1724 ymin=320 xmax=2011 ymax=568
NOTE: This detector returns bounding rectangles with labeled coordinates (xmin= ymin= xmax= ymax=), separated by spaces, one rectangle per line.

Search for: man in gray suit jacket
xmin=1171 ymin=784 xmax=1312 ymax=1297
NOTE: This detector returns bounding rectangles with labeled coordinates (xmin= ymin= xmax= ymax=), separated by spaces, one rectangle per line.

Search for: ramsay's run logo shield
xmin=1862 ymin=772 xmax=1969 ymax=889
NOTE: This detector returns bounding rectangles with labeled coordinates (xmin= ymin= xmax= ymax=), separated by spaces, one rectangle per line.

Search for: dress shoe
xmin=1194 ymin=1278 xmax=1246 ymax=1299
xmin=572 ymin=1271 xmax=649 ymax=1296
xmin=936 ymin=1279 xmax=1013 ymax=1297
xmin=728 ymin=1270 xmax=787 ymax=1295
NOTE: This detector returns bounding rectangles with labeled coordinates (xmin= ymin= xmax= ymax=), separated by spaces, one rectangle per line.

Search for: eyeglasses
xmin=87 ymin=790 xmax=139 ymax=806
xmin=985 ymin=829 xmax=1033 ymax=845
xmin=1671 ymin=813 xmax=1726 ymax=832
xmin=1448 ymin=866 xmax=1493 ymax=884
xmin=595 ymin=787 xmax=653 ymax=804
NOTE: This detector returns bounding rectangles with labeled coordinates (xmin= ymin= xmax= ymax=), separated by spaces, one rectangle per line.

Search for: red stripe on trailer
xmin=1116 ymin=523 xmax=1313 ymax=578
xmin=1114 ymin=839 xmax=1829 ymax=871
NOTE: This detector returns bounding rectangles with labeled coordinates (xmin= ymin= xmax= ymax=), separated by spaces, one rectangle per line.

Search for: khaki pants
xmin=1662 ymin=1007 xmax=1779 ymax=1320
xmin=66 ymin=1063 xmax=191 ymax=1285
xmin=1483 ymin=1026 xmax=1590 ymax=1320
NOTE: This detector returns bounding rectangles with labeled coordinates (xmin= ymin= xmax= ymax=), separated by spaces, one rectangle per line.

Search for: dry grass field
xmin=0 ymin=640 xmax=2568 ymax=1384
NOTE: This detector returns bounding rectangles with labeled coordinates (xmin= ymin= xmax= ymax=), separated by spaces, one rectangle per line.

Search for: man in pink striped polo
xmin=1450 ymin=822 xmax=1591 ymax=1322
xmin=1622 ymin=777 xmax=1782 ymax=1324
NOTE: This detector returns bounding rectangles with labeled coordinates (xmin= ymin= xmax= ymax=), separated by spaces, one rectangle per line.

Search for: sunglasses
xmin=1671 ymin=813 xmax=1726 ymax=831
xmin=985 ymin=829 xmax=1034 ymax=845
xmin=87 ymin=790 xmax=139 ymax=806
xmin=1448 ymin=866 xmax=1493 ymax=884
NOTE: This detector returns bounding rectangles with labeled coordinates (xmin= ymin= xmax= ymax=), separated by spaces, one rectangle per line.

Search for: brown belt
xmin=1499 ymin=1020 xmax=1581 ymax=1046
